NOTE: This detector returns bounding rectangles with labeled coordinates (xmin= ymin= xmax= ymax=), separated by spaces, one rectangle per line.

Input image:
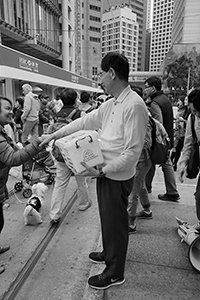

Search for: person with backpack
xmin=78 ymin=91 xmax=95 ymax=113
xmin=144 ymin=76 xmax=180 ymax=202
xmin=178 ymin=88 xmax=200 ymax=231
xmin=128 ymin=115 xmax=153 ymax=233
xmin=47 ymin=88 xmax=91 ymax=224
xmin=128 ymin=86 xmax=170 ymax=234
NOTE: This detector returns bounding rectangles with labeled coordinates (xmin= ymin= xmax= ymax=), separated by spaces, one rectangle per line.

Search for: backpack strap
xmin=56 ymin=108 xmax=77 ymax=123
xmin=66 ymin=108 xmax=77 ymax=120
xmin=149 ymin=115 xmax=156 ymax=150
xmin=190 ymin=114 xmax=197 ymax=141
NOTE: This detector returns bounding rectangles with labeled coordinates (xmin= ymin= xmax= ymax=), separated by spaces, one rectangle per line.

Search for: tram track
xmin=1 ymin=191 xmax=78 ymax=300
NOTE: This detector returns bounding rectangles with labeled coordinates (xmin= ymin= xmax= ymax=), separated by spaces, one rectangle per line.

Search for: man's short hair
xmin=101 ymin=52 xmax=129 ymax=81
xmin=145 ymin=76 xmax=162 ymax=91
xmin=60 ymin=88 xmax=77 ymax=106
xmin=0 ymin=96 xmax=13 ymax=112
xmin=188 ymin=88 xmax=200 ymax=111
xmin=80 ymin=91 xmax=91 ymax=103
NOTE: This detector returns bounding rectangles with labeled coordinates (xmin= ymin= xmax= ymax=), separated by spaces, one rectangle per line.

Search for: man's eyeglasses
xmin=97 ymin=71 xmax=106 ymax=79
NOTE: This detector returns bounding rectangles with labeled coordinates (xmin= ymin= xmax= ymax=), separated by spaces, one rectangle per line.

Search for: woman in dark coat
xmin=0 ymin=96 xmax=41 ymax=274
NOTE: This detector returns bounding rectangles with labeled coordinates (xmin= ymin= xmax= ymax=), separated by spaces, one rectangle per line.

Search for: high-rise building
xmin=144 ymin=0 xmax=152 ymax=71
xmin=150 ymin=0 xmax=174 ymax=72
xmin=103 ymin=0 xmax=147 ymax=71
xmin=172 ymin=0 xmax=200 ymax=44
xmin=81 ymin=0 xmax=102 ymax=80
xmin=102 ymin=5 xmax=139 ymax=72
xmin=146 ymin=0 xmax=152 ymax=30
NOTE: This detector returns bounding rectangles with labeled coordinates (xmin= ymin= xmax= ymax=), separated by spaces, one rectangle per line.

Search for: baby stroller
xmin=14 ymin=148 xmax=56 ymax=198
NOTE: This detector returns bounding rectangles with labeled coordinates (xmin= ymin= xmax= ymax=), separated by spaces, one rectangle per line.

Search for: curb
xmin=82 ymin=235 xmax=105 ymax=300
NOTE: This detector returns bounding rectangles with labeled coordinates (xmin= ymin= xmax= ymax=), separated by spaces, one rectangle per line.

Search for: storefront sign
xmin=19 ymin=57 xmax=39 ymax=72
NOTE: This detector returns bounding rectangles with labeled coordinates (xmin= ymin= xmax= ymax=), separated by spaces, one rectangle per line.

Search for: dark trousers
xmin=0 ymin=203 xmax=4 ymax=233
xmin=96 ymin=176 xmax=133 ymax=278
xmin=171 ymin=138 xmax=184 ymax=167
xmin=195 ymin=175 xmax=200 ymax=221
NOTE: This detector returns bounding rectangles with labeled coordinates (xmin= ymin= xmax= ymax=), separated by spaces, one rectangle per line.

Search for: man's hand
xmin=39 ymin=134 xmax=54 ymax=147
xmin=178 ymin=162 xmax=186 ymax=183
xmin=79 ymin=161 xmax=102 ymax=177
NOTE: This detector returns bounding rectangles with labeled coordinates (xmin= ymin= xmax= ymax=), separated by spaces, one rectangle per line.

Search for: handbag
xmin=186 ymin=114 xmax=200 ymax=179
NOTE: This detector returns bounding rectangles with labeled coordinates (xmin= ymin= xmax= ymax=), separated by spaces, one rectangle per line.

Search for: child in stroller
xmin=14 ymin=148 xmax=56 ymax=198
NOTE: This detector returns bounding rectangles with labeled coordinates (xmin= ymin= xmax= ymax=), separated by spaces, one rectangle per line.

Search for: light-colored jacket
xmin=21 ymin=92 xmax=40 ymax=122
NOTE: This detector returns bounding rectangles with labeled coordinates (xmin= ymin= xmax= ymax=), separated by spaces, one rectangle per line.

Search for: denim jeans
xmin=128 ymin=158 xmax=152 ymax=222
xmin=146 ymin=156 xmax=178 ymax=195
xmin=49 ymin=161 xmax=91 ymax=220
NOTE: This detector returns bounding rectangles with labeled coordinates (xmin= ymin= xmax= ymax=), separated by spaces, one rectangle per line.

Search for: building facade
xmin=150 ymin=0 xmax=174 ymax=72
xmin=0 ymin=0 xmax=62 ymax=66
xmin=0 ymin=0 xmax=100 ymax=100
xmin=103 ymin=0 xmax=147 ymax=71
xmin=102 ymin=5 xmax=139 ymax=72
xmin=81 ymin=0 xmax=102 ymax=80
xmin=172 ymin=0 xmax=200 ymax=44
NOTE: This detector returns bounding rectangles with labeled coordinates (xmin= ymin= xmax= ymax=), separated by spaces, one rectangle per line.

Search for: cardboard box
xmin=55 ymin=130 xmax=104 ymax=173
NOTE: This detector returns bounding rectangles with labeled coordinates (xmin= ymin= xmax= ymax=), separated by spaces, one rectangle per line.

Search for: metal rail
xmin=1 ymin=191 xmax=78 ymax=300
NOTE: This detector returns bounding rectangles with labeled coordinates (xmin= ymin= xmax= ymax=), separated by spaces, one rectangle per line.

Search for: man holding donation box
xmin=40 ymin=52 xmax=148 ymax=290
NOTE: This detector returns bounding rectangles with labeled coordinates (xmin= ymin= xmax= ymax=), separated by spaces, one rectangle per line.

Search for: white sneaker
xmin=78 ymin=202 xmax=92 ymax=211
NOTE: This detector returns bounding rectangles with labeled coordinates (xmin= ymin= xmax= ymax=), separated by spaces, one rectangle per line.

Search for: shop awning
xmin=0 ymin=45 xmax=101 ymax=93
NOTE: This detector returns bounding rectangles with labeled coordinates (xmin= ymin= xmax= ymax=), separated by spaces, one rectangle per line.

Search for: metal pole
xmin=187 ymin=67 xmax=191 ymax=93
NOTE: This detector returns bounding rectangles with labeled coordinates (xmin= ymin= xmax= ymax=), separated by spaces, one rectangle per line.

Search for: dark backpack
xmin=49 ymin=109 xmax=79 ymax=162
xmin=148 ymin=116 xmax=171 ymax=165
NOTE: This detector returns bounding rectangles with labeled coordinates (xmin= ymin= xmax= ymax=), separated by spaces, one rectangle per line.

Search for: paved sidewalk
xmin=83 ymin=167 xmax=200 ymax=299
xmin=3 ymin=167 xmax=200 ymax=300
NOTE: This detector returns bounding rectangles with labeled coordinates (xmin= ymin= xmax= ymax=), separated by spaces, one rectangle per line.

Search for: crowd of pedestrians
xmin=0 ymin=51 xmax=200 ymax=290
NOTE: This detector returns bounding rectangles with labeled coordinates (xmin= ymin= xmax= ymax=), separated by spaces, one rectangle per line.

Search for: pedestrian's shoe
xmin=135 ymin=210 xmax=153 ymax=219
xmin=0 ymin=265 xmax=5 ymax=275
xmin=50 ymin=218 xmax=60 ymax=225
xmin=88 ymin=272 xmax=125 ymax=290
xmin=89 ymin=251 xmax=105 ymax=264
xmin=158 ymin=193 xmax=180 ymax=202
xmin=0 ymin=246 xmax=10 ymax=254
xmin=129 ymin=224 xmax=137 ymax=234
xmin=147 ymin=188 xmax=152 ymax=193
xmin=78 ymin=201 xmax=92 ymax=211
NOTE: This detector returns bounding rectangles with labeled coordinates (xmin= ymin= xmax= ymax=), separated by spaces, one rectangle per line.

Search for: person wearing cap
xmin=21 ymin=84 xmax=41 ymax=144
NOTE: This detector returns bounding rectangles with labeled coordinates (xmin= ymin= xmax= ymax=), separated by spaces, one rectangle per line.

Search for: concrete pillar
xmin=62 ymin=0 xmax=69 ymax=70
xmin=5 ymin=79 xmax=13 ymax=102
